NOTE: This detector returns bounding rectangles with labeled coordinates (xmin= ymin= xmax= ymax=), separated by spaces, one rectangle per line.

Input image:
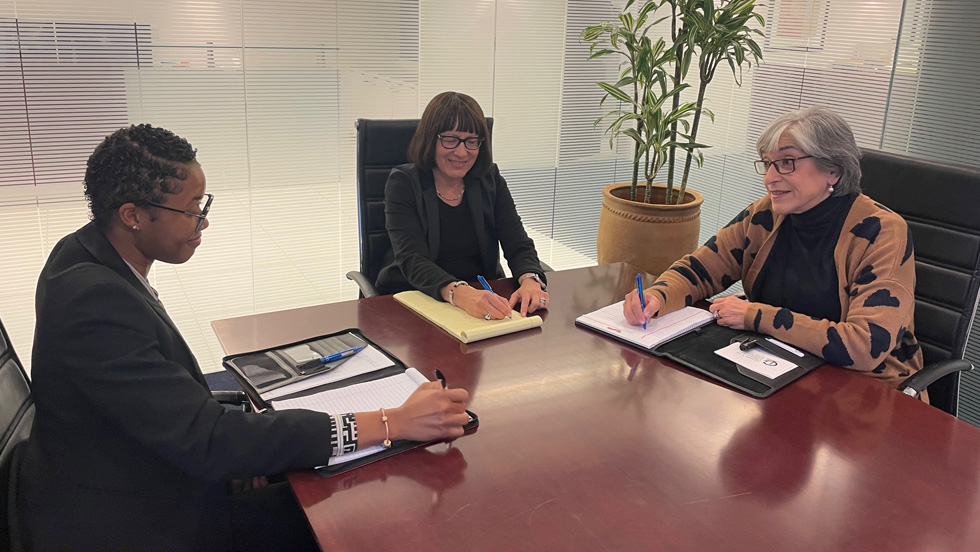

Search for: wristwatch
xmin=518 ymin=272 xmax=547 ymax=291
xmin=448 ymin=281 xmax=469 ymax=306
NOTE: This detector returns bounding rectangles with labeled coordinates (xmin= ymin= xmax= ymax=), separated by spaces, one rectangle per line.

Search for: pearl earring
xmin=132 ymin=225 xmax=140 ymax=231
xmin=827 ymin=185 xmax=835 ymax=193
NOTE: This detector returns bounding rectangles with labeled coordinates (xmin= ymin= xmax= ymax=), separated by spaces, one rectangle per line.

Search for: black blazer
xmin=20 ymin=222 xmax=336 ymax=552
xmin=376 ymin=163 xmax=546 ymax=298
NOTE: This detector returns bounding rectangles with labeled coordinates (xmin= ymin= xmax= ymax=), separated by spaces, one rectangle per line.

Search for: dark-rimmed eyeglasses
xmin=754 ymin=155 xmax=816 ymax=175
xmin=145 ymin=193 xmax=213 ymax=233
xmin=437 ymin=134 xmax=484 ymax=150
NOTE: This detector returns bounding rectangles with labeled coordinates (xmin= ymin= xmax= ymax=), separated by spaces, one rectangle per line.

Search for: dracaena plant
xmin=665 ymin=0 xmax=764 ymax=203
xmin=584 ymin=0 xmax=765 ymax=204
xmin=583 ymin=0 xmax=700 ymax=203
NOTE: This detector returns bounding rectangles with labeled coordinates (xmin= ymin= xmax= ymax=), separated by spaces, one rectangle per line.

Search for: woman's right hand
xmin=389 ymin=381 xmax=470 ymax=442
xmin=623 ymin=287 xmax=662 ymax=326
xmin=450 ymin=284 xmax=513 ymax=320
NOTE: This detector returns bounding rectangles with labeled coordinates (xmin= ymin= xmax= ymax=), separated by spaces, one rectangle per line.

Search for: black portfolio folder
xmin=650 ymin=322 xmax=824 ymax=398
xmin=221 ymin=328 xmax=479 ymax=475
xmin=578 ymin=314 xmax=824 ymax=398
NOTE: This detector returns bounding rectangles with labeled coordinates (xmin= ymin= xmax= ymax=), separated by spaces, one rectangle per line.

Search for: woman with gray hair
xmin=623 ymin=106 xmax=923 ymax=390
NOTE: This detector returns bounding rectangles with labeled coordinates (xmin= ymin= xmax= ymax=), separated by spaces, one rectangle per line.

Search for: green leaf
xmin=637 ymin=1 xmax=657 ymax=21
xmin=614 ymin=76 xmax=637 ymax=88
xmin=598 ymin=82 xmax=633 ymax=104
xmin=681 ymin=50 xmax=694 ymax=79
xmin=623 ymin=128 xmax=644 ymax=143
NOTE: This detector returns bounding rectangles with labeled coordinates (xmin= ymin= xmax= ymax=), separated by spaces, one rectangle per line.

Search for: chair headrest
xmin=860 ymin=148 xmax=980 ymax=232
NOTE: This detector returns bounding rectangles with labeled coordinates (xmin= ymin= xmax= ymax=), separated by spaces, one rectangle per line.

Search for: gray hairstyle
xmin=756 ymin=106 xmax=862 ymax=195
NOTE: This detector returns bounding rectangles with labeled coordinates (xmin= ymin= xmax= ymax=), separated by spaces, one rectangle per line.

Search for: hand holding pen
xmin=623 ymin=276 xmax=662 ymax=327
xmin=390 ymin=370 xmax=470 ymax=442
xmin=470 ymin=275 xmax=512 ymax=320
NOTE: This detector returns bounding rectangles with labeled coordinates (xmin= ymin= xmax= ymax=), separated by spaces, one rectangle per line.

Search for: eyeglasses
xmin=145 ymin=193 xmax=214 ymax=232
xmin=436 ymin=134 xmax=484 ymax=150
xmin=754 ymin=155 xmax=816 ymax=175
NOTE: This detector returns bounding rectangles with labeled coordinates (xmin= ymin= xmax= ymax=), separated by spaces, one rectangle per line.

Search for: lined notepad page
xmin=576 ymin=302 xmax=714 ymax=349
xmin=394 ymin=290 xmax=542 ymax=342
xmin=273 ymin=368 xmax=429 ymax=465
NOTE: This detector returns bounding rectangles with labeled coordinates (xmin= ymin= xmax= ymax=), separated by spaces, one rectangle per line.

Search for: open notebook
xmin=394 ymin=290 xmax=542 ymax=343
xmin=274 ymin=368 xmax=429 ymax=466
xmin=575 ymin=301 xmax=715 ymax=349
xmin=221 ymin=329 xmax=479 ymax=473
xmin=577 ymin=303 xmax=824 ymax=398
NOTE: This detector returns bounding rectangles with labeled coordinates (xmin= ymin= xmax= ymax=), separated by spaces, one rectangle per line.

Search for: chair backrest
xmin=0 ymin=315 xmax=33 ymax=550
xmin=354 ymin=118 xmax=494 ymax=287
xmin=859 ymin=148 xmax=980 ymax=413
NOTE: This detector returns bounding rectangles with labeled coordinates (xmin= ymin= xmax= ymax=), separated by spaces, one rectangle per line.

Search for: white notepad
xmin=273 ymin=368 xmax=429 ymax=465
xmin=576 ymin=301 xmax=715 ymax=349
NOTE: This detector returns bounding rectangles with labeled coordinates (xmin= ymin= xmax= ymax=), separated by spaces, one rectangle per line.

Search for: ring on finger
xmin=713 ymin=310 xmax=721 ymax=319
xmin=539 ymin=297 xmax=547 ymax=305
xmin=484 ymin=313 xmax=492 ymax=320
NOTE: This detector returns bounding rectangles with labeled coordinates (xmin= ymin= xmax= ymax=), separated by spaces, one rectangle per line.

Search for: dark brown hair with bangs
xmin=408 ymin=91 xmax=492 ymax=174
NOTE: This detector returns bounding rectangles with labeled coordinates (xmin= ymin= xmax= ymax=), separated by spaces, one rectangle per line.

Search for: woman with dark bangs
xmin=376 ymin=91 xmax=551 ymax=319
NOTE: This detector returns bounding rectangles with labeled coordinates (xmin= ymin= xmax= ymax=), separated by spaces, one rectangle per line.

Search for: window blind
xmin=2 ymin=0 xmax=980 ymax=426
xmin=881 ymin=0 xmax=980 ymax=425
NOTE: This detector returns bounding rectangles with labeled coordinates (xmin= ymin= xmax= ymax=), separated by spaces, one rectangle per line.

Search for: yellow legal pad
xmin=393 ymin=290 xmax=543 ymax=343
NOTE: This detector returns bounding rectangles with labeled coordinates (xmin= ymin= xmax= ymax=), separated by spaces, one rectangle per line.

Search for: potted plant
xmin=583 ymin=0 xmax=764 ymax=276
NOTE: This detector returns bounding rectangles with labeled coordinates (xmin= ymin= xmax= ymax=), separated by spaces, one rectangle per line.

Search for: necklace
xmin=436 ymin=184 xmax=465 ymax=202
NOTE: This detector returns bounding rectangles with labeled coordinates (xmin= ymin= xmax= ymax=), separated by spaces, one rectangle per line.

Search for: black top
xmin=376 ymin=163 xmax=546 ymax=299
xmin=435 ymin=199 xmax=482 ymax=282
xmin=751 ymin=193 xmax=858 ymax=322
xmin=22 ymin=222 xmax=336 ymax=551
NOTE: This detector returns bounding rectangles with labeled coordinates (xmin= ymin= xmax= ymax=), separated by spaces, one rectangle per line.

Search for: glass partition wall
xmin=2 ymin=0 xmax=978 ymax=423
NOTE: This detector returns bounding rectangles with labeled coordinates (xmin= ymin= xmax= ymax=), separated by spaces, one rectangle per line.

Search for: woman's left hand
xmin=709 ymin=295 xmax=750 ymax=330
xmin=508 ymin=278 xmax=550 ymax=317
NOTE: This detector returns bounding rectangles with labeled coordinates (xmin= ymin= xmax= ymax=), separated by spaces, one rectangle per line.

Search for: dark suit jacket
xmin=376 ymin=163 xmax=546 ymax=298
xmin=20 ymin=222 xmax=336 ymax=552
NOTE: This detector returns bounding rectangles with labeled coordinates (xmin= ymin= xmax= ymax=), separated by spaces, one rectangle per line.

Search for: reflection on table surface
xmin=212 ymin=263 xmax=980 ymax=552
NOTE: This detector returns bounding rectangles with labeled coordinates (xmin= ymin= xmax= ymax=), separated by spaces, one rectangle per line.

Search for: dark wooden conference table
xmin=212 ymin=263 xmax=980 ymax=552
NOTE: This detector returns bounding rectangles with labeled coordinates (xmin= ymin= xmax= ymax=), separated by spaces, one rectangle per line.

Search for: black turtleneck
xmin=751 ymin=193 xmax=857 ymax=322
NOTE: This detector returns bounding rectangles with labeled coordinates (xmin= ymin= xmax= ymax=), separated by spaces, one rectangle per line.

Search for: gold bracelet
xmin=380 ymin=408 xmax=392 ymax=448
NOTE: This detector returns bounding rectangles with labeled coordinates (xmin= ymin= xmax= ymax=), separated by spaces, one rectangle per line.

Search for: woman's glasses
xmin=146 ymin=193 xmax=214 ymax=233
xmin=436 ymin=134 xmax=484 ymax=150
xmin=753 ymin=155 xmax=816 ymax=175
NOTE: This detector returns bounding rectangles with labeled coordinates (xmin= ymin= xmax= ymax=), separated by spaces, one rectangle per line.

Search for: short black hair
xmin=84 ymin=124 xmax=198 ymax=231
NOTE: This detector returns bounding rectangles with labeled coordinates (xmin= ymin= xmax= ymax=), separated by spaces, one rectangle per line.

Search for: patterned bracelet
xmin=330 ymin=413 xmax=358 ymax=456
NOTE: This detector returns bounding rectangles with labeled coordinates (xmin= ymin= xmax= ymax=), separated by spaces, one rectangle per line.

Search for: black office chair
xmin=859 ymin=148 xmax=980 ymax=415
xmin=1 ymin=316 xmax=33 ymax=552
xmin=347 ymin=118 xmax=495 ymax=298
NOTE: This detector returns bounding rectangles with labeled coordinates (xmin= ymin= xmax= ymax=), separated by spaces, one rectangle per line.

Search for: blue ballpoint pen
xmin=476 ymin=275 xmax=493 ymax=292
xmin=298 ymin=346 xmax=364 ymax=375
xmin=636 ymin=273 xmax=647 ymax=330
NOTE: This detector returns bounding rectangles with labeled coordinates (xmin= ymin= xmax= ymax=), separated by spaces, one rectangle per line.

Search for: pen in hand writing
xmin=476 ymin=275 xmax=511 ymax=319
xmin=636 ymin=273 xmax=647 ymax=330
